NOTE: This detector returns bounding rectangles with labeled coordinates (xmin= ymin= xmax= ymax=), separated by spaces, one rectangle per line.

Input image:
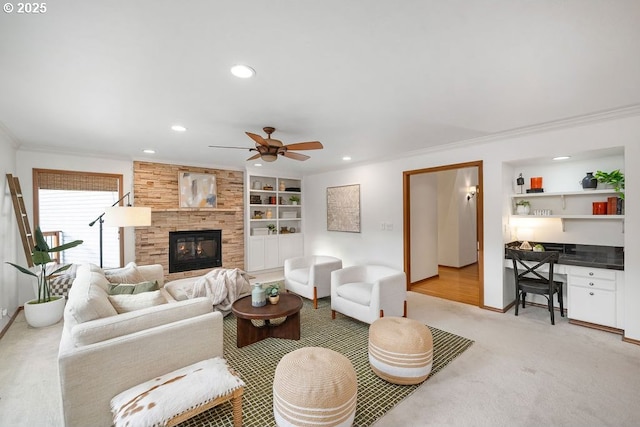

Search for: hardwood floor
xmin=411 ymin=263 xmax=480 ymax=306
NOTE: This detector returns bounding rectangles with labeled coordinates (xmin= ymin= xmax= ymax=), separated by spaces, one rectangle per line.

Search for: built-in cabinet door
xmin=265 ymin=236 xmax=279 ymax=269
xmin=278 ymin=234 xmax=304 ymax=265
xmin=247 ymin=236 xmax=267 ymax=271
xmin=568 ymin=286 xmax=616 ymax=327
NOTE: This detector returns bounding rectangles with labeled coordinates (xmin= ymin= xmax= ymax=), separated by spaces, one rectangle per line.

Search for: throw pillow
xmin=108 ymin=281 xmax=159 ymax=295
xmin=104 ymin=262 xmax=146 ymax=284
xmin=108 ymin=290 xmax=167 ymax=313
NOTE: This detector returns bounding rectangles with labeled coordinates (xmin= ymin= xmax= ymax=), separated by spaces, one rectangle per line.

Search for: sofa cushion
xmin=70 ymin=297 xmax=213 ymax=346
xmin=104 ymin=262 xmax=146 ymax=284
xmin=335 ymin=282 xmax=373 ymax=306
xmin=108 ymin=281 xmax=159 ymax=295
xmin=66 ymin=270 xmax=118 ymax=324
xmin=108 ymin=290 xmax=167 ymax=314
xmin=289 ymin=268 xmax=310 ymax=285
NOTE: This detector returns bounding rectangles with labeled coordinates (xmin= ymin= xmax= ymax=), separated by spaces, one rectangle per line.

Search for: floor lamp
xmin=88 ymin=192 xmax=151 ymax=268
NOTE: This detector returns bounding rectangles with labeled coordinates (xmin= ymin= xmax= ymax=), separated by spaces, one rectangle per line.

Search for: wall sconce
xmin=467 ymin=185 xmax=478 ymax=201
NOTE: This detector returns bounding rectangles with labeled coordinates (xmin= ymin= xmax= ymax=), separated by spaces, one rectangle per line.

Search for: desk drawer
xmin=568 ymin=266 xmax=616 ymax=280
xmin=568 ymin=275 xmax=616 ymax=291
xmin=568 ymin=285 xmax=616 ymax=327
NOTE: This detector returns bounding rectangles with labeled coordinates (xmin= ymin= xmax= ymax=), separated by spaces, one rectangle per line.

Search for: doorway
xmin=402 ymin=161 xmax=484 ymax=307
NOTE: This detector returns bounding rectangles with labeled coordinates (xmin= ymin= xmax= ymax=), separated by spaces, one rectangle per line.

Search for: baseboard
xmin=622 ymin=335 xmax=640 ymax=346
xmin=0 ymin=307 xmax=22 ymax=341
xmin=569 ymin=319 xmax=623 ymax=335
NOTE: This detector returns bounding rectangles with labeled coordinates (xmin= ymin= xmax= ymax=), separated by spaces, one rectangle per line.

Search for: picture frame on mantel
xmin=327 ymin=184 xmax=360 ymax=232
xmin=178 ymin=172 xmax=217 ymax=208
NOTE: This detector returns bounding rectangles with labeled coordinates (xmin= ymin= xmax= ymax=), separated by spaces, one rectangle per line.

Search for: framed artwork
xmin=179 ymin=172 xmax=217 ymax=208
xmin=327 ymin=184 xmax=360 ymax=232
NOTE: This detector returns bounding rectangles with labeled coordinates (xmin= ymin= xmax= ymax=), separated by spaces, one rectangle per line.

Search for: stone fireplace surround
xmin=133 ymin=161 xmax=244 ymax=282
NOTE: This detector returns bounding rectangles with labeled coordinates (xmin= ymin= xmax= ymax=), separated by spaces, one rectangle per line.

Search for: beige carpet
xmin=2 ymin=291 xmax=640 ymax=426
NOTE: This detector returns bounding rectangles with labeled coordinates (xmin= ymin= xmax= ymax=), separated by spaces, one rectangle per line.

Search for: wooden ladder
xmin=6 ymin=173 xmax=35 ymax=267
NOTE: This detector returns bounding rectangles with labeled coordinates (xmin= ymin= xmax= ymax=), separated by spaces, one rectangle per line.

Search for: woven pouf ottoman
xmin=273 ymin=347 xmax=357 ymax=427
xmin=368 ymin=316 xmax=433 ymax=385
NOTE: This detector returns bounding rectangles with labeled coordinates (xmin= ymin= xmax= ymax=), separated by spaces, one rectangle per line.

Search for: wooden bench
xmin=111 ymin=358 xmax=244 ymax=427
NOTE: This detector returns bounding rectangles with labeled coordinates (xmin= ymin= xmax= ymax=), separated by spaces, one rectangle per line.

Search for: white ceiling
xmin=1 ymin=1 xmax=639 ymax=174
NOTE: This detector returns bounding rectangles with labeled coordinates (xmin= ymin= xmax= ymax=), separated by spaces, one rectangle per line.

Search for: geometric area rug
xmin=179 ymin=291 xmax=474 ymax=427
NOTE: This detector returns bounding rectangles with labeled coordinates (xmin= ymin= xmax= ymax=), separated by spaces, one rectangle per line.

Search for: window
xmin=33 ymin=169 xmax=125 ymax=268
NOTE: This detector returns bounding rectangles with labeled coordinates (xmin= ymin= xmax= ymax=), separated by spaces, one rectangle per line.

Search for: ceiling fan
xmin=209 ymin=126 xmax=323 ymax=162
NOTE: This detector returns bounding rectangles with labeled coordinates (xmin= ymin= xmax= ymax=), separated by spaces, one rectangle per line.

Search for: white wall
xmin=15 ymin=150 xmax=135 ymax=304
xmin=0 ymin=127 xmax=19 ymax=330
xmin=303 ymin=113 xmax=640 ymax=341
xmin=410 ymin=173 xmax=438 ymax=282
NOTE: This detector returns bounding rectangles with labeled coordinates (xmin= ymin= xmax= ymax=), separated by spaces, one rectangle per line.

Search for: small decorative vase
xmin=269 ymin=295 xmax=280 ymax=305
xmin=251 ymin=283 xmax=266 ymax=307
xmin=280 ymin=181 xmax=286 ymax=191
xmin=581 ymin=172 xmax=598 ymax=190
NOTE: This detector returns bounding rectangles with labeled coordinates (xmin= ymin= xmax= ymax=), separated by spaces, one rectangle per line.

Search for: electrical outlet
xmin=1 ymin=308 xmax=7 ymax=317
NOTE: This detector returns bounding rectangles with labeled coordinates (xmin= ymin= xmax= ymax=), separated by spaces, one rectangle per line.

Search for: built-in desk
xmin=504 ymin=242 xmax=625 ymax=332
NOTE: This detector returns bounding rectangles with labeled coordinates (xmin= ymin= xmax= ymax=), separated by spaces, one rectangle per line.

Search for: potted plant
xmin=264 ymin=283 xmax=280 ymax=304
xmin=6 ymin=226 xmax=83 ymax=327
xmin=595 ymin=169 xmax=625 ymax=199
xmin=515 ymin=200 xmax=530 ymax=215
xmin=289 ymin=195 xmax=300 ymax=205
xmin=267 ymin=224 xmax=277 ymax=235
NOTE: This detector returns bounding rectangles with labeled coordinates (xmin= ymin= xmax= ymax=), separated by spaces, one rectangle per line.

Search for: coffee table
xmin=231 ymin=293 xmax=304 ymax=348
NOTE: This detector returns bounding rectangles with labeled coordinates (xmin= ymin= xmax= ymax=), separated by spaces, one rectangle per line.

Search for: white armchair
xmin=284 ymin=255 xmax=343 ymax=309
xmin=331 ymin=265 xmax=407 ymax=324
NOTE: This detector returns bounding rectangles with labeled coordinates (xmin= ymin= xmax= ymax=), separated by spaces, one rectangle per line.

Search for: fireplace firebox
xmin=169 ymin=230 xmax=222 ymax=273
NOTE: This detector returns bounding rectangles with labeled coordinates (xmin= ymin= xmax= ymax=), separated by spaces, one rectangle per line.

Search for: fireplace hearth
xmin=169 ymin=230 xmax=222 ymax=273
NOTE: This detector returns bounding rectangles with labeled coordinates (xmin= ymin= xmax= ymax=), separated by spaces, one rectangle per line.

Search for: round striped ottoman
xmin=273 ymin=347 xmax=357 ymax=427
xmin=368 ymin=317 xmax=433 ymax=385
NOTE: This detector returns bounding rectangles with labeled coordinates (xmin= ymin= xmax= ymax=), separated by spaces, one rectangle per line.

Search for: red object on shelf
xmin=607 ymin=197 xmax=618 ymax=215
xmin=592 ymin=202 xmax=607 ymax=215
xmin=530 ymin=177 xmax=543 ymax=189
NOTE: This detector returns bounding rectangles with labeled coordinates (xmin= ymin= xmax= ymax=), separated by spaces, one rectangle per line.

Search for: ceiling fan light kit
xmin=209 ymin=126 xmax=323 ymax=163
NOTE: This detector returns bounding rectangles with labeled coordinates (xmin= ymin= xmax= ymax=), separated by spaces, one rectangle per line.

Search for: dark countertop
xmin=505 ymin=242 xmax=624 ymax=271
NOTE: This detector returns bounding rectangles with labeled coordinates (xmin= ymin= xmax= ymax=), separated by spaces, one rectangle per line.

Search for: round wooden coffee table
xmin=231 ymin=293 xmax=304 ymax=348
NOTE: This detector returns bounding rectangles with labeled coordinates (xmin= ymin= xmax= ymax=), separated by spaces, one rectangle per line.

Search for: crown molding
xmin=0 ymin=121 xmax=20 ymax=148
xmin=403 ymin=104 xmax=640 ymax=158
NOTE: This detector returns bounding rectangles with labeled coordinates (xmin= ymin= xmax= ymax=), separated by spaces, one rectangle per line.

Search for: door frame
xmin=402 ymin=160 xmax=484 ymax=307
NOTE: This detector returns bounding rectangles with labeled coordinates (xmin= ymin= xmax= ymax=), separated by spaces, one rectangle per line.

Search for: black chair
xmin=507 ymin=249 xmax=564 ymax=325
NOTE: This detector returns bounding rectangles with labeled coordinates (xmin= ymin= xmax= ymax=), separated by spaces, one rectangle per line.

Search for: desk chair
xmin=507 ymin=249 xmax=564 ymax=325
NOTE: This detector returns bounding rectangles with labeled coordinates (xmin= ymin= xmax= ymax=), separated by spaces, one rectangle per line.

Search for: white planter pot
xmin=516 ymin=205 xmax=530 ymax=215
xmin=23 ymin=296 xmax=65 ymax=328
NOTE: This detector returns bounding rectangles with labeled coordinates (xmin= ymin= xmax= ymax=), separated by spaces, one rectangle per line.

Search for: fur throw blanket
xmin=188 ymin=268 xmax=251 ymax=314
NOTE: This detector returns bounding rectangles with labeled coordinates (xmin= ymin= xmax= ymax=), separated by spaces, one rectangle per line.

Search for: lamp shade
xmin=104 ymin=206 xmax=152 ymax=227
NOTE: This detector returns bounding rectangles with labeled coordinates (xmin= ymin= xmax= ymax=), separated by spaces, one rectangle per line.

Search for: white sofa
xmin=58 ymin=263 xmax=223 ymax=427
xmin=284 ymin=255 xmax=343 ymax=309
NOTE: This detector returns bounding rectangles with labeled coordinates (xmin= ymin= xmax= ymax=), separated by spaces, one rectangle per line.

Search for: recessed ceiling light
xmin=171 ymin=125 xmax=187 ymax=132
xmin=342 ymin=156 xmax=352 ymax=161
xmin=231 ymin=64 xmax=255 ymax=78
xmin=553 ymin=156 xmax=571 ymax=160
xmin=142 ymin=149 xmax=156 ymax=154
xmin=254 ymin=163 xmax=263 ymax=167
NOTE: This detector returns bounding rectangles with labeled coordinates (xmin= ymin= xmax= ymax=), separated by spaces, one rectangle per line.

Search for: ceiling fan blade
xmin=246 ymin=153 xmax=261 ymax=161
xmin=284 ymin=141 xmax=323 ymax=151
xmin=245 ymin=132 xmax=269 ymax=146
xmin=208 ymin=145 xmax=252 ymax=150
xmin=283 ymin=151 xmax=310 ymax=161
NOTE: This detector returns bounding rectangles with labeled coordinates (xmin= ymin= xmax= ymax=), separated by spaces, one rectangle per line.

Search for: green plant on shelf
xmin=515 ymin=200 xmax=530 ymax=206
xmin=289 ymin=195 xmax=300 ymax=204
xmin=595 ymin=169 xmax=625 ymax=199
